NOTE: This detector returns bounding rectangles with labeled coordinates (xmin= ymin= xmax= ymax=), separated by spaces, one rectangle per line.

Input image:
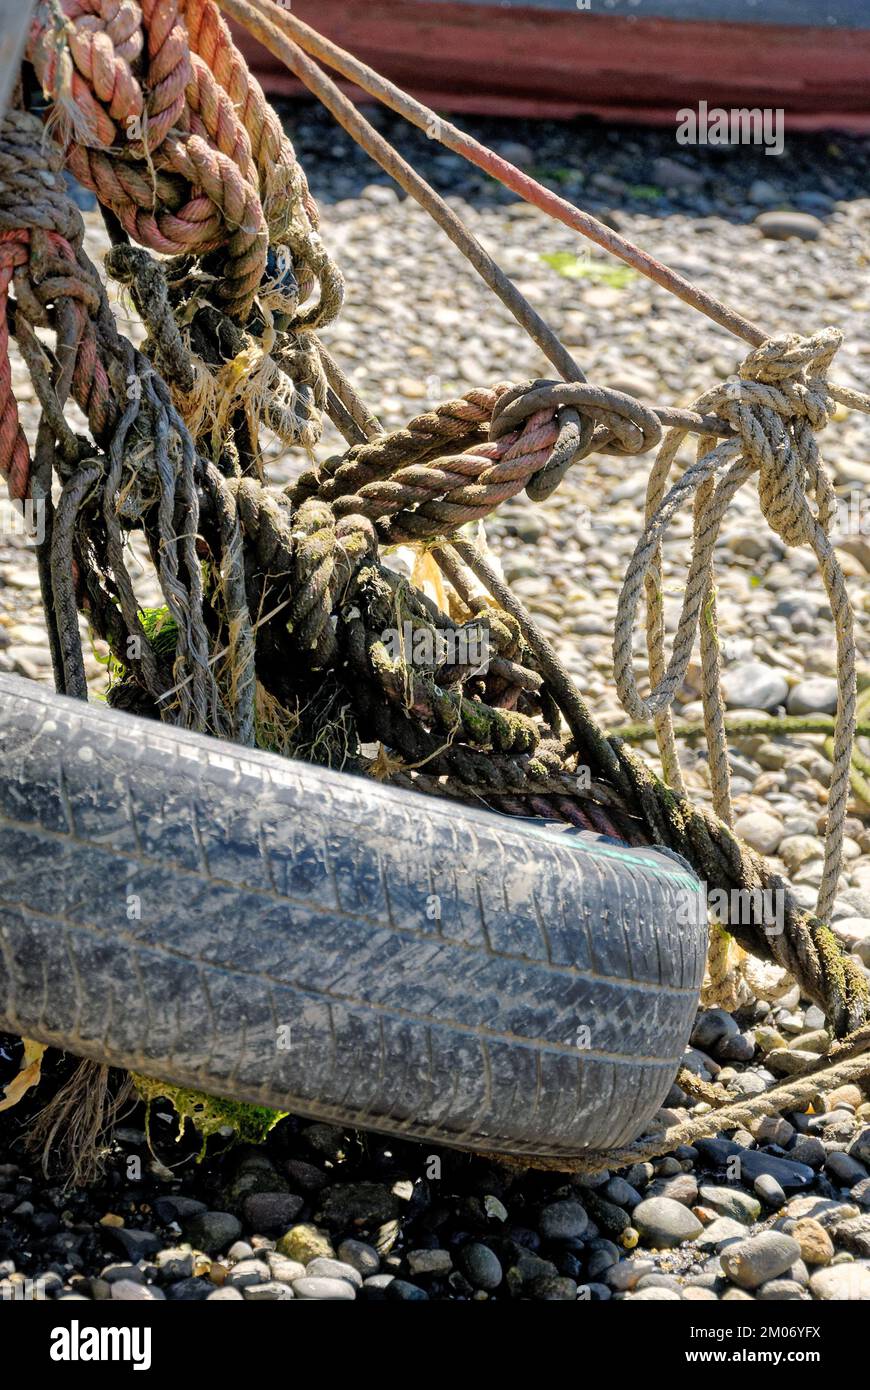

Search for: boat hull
xmin=233 ymin=0 xmax=870 ymax=131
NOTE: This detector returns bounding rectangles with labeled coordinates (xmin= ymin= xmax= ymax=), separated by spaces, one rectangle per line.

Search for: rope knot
xmin=615 ymin=320 xmax=867 ymax=927
xmin=738 ymin=326 xmax=842 ymax=386
xmin=707 ymin=328 xmax=845 ymax=549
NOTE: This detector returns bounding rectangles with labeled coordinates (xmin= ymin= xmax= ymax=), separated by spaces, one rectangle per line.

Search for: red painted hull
xmin=232 ymin=1 xmax=870 ymax=131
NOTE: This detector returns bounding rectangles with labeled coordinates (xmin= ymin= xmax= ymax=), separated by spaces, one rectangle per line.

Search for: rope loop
xmin=490 ymin=378 xmax=663 ymax=459
xmin=27 ymin=0 xmax=342 ymax=336
xmin=614 ymin=327 xmax=863 ymax=923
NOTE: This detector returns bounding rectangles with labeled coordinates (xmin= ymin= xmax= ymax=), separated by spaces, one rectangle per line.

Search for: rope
xmin=614 ymin=328 xmax=870 ymax=923
xmin=504 ymin=1050 xmax=870 ymax=1173
xmin=290 ymin=379 xmax=742 ymax=545
xmin=0 ymin=110 xmax=239 ymax=733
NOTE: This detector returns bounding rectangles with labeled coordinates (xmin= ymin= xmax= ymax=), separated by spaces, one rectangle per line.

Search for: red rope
xmin=0 ymin=233 xmax=32 ymax=502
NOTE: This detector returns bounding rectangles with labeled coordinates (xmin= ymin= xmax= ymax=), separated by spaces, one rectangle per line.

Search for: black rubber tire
xmin=0 ymin=673 xmax=707 ymax=1158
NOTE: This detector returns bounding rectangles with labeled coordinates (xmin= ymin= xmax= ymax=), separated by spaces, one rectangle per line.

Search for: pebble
xmin=720 ymin=1233 xmax=802 ymax=1289
xmin=721 ymin=662 xmax=789 ymax=711
xmin=791 ymin=1218 xmax=835 ymax=1266
xmin=652 ymin=156 xmax=705 ymax=190
xmin=292 ymin=1276 xmax=356 ymax=1301
xmin=747 ymin=179 xmax=780 ymax=206
xmin=225 ymin=1258 xmax=270 ymax=1289
xmin=305 ymin=1257 xmax=363 ymax=1289
xmin=166 ymin=1278 xmax=213 ymax=1301
xmin=632 ymin=1198 xmax=703 ymax=1248
xmin=627 ymin=1287 xmax=681 ymax=1301
xmin=715 ymin=1032 xmax=756 ymax=1063
xmin=586 ymin=1241 xmax=620 ymax=1278
xmin=284 ymin=1159 xmax=327 ymax=1194
xmin=182 ymin=1211 xmax=242 ymax=1255
xmin=604 ymin=1176 xmax=641 ymax=1209
xmin=106 ymin=1228 xmax=162 ymax=1260
xmin=528 ymin=1275 xmax=578 ymax=1300
xmin=152 ymin=1196 xmax=207 ymax=1224
xmin=266 ymin=1254 xmax=306 ymax=1284
xmin=850 ymin=1130 xmax=870 ymax=1165
xmin=386 ymin=1279 xmax=429 ymax=1301
xmin=754 ymin=1115 xmax=794 ymax=1147
xmin=241 ymin=1192 xmax=304 ymax=1232
xmin=691 ymin=1009 xmax=740 ymax=1050
xmin=636 ymin=1272 xmax=682 ymax=1293
xmin=361 ymin=1274 xmax=395 ymax=1299
xmin=826 ymin=1152 xmax=868 ymax=1188
xmin=226 ymin=1241 xmax=254 ymax=1263
xmin=737 ymin=1151 xmax=815 ymax=1191
xmin=734 ymin=810 xmax=785 ymax=855
xmin=755 ymin=210 xmax=823 ymax=240
xmin=458 ymin=1242 xmax=503 ymax=1290
xmin=110 ymin=1280 xmax=164 ymax=1301
xmin=698 ymin=1186 xmax=761 ymax=1224
xmin=828 ymin=1086 xmax=864 ymax=1111
xmin=102 ymin=1263 xmax=145 ymax=1286
xmin=337 ymin=1239 xmax=380 ymax=1276
xmin=787 ymin=676 xmax=839 ymax=715
xmin=242 ymin=1281 xmax=294 ymax=1300
xmin=319 ymin=1183 xmax=398 ymax=1228
xmin=644 ymin=1173 xmax=699 ymax=1207
xmin=538 ymin=1200 xmax=589 ymax=1240
xmin=754 ymin=1174 xmax=787 ymax=1207
xmin=757 ymin=1279 xmax=811 ymax=1300
xmin=605 ymin=1260 xmax=653 ymax=1292
xmin=696 ymin=1217 xmax=751 ymax=1252
xmin=809 ymin=1263 xmax=870 ymax=1299
xmin=276 ymin=1225 xmax=335 ymax=1263
xmin=406 ymin=1249 xmax=452 ymax=1276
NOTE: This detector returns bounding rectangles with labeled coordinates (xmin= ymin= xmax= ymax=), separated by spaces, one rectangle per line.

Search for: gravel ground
xmin=1 ymin=109 xmax=870 ymax=1302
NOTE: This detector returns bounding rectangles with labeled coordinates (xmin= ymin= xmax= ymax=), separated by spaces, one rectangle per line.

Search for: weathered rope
xmin=614 ymin=328 xmax=870 ymax=924
xmin=0 ymin=110 xmax=249 ymax=734
xmin=290 ymin=378 xmax=739 ymax=545
xmin=27 ymin=0 xmax=339 ymax=325
xmin=26 ymin=0 xmax=342 ymax=473
xmin=503 ymin=1050 xmax=870 ymax=1173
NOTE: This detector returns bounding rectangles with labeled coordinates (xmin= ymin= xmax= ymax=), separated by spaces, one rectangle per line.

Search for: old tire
xmin=0 ymin=673 xmax=706 ymax=1158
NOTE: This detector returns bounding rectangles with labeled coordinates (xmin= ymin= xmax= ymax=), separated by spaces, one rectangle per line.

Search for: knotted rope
xmin=614 ymin=328 xmax=870 ymax=925
xmin=27 ymin=0 xmax=337 ymax=320
xmin=26 ymin=0 xmax=342 ymax=465
xmin=290 ymin=378 xmax=734 ymax=542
